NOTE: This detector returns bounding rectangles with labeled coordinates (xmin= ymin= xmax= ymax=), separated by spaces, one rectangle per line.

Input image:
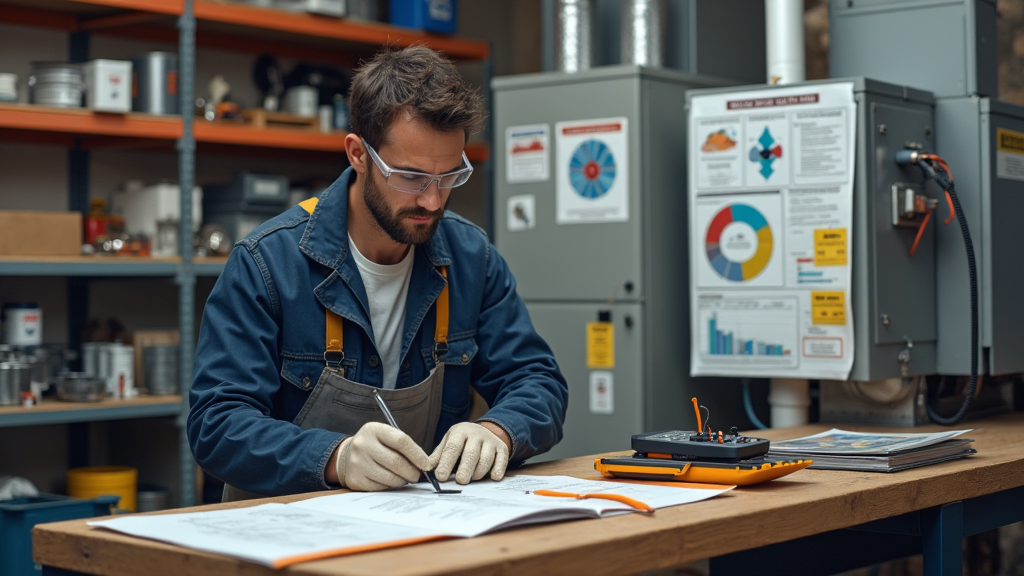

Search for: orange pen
xmin=531 ymin=490 xmax=654 ymax=513
xmin=691 ymin=397 xmax=702 ymax=433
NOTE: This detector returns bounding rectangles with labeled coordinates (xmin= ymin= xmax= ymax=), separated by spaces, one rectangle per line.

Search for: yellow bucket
xmin=67 ymin=466 xmax=137 ymax=512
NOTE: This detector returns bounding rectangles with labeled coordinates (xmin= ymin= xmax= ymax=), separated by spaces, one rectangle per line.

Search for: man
xmin=188 ymin=46 xmax=568 ymax=499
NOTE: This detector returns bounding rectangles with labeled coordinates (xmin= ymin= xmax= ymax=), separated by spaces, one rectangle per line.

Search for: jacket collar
xmin=299 ymin=167 xmax=452 ymax=270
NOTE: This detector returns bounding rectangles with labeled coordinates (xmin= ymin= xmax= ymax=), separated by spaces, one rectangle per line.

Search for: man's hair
xmin=348 ymin=45 xmax=486 ymax=149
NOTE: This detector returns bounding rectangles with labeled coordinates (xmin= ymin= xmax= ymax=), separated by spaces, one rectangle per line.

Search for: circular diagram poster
xmin=555 ymin=117 xmax=629 ymax=224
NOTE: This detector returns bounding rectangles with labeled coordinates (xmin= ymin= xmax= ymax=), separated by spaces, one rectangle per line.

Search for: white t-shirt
xmin=348 ymin=235 xmax=415 ymax=389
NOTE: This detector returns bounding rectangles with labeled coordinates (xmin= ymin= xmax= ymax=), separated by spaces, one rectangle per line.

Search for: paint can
xmin=2 ymin=304 xmax=42 ymax=347
xmin=132 ymin=52 xmax=178 ymax=115
xmin=28 ymin=62 xmax=84 ymax=107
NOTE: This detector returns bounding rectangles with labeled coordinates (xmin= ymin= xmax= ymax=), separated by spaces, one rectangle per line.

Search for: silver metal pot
xmin=53 ymin=373 xmax=106 ymax=402
xmin=0 ymin=362 xmax=32 ymax=406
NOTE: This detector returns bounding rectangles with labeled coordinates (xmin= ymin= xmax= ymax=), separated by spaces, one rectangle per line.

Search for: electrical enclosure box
xmin=828 ymin=0 xmax=997 ymax=99
xmin=686 ymin=79 xmax=937 ymax=382
xmin=492 ymin=66 xmax=744 ymax=461
xmin=934 ymin=98 xmax=1024 ymax=376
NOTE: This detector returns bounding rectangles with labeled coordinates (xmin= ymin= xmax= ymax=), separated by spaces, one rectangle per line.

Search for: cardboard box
xmin=0 ymin=211 xmax=82 ymax=256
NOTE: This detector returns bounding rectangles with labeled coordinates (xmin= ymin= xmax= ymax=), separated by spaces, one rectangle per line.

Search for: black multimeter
xmin=631 ymin=429 xmax=771 ymax=461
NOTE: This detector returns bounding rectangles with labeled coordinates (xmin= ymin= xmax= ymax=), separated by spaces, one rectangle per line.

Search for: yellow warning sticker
xmin=814 ymin=228 xmax=848 ymax=267
xmin=997 ymin=128 xmax=1024 ymax=155
xmin=587 ymin=322 xmax=615 ymax=368
xmin=811 ymin=291 xmax=846 ymax=325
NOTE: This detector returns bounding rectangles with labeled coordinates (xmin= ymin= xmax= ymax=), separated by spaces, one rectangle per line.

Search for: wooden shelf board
xmin=0 ymin=395 xmax=182 ymax=427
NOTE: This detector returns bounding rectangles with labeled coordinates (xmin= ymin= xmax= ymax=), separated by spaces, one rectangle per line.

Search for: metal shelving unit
xmin=0 ymin=0 xmax=492 ymax=508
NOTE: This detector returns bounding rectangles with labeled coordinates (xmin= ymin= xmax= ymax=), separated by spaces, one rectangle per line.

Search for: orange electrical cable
xmin=910 ymin=210 xmax=932 ymax=257
xmin=925 ymin=154 xmax=956 ymax=224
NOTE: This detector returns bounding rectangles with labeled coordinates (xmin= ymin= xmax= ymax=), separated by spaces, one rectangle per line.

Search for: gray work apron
xmin=222 ymin=198 xmax=450 ymax=502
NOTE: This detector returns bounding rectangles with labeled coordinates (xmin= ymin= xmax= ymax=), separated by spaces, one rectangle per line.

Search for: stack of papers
xmin=768 ymin=428 xmax=976 ymax=472
xmin=90 ymin=475 xmax=732 ymax=568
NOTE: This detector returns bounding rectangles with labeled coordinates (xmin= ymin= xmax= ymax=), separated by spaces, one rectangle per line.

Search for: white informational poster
xmin=506 ymin=124 xmax=550 ymax=183
xmin=555 ymin=117 xmax=629 ymax=224
xmin=688 ymin=83 xmax=857 ymax=380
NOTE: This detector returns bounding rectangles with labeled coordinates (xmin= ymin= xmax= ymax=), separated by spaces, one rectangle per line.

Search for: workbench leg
xmin=922 ymin=501 xmax=963 ymax=576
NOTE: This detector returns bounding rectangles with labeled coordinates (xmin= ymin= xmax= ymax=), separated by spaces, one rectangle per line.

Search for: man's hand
xmin=429 ymin=422 xmax=511 ymax=484
xmin=328 ymin=422 xmax=432 ymax=491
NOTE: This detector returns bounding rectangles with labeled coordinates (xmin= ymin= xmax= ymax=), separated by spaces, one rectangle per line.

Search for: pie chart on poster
xmin=569 ymin=139 xmax=616 ymax=199
xmin=705 ymin=204 xmax=774 ymax=282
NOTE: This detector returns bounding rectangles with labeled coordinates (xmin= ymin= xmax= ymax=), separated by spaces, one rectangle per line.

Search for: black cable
xmin=917 ymin=159 xmax=978 ymax=425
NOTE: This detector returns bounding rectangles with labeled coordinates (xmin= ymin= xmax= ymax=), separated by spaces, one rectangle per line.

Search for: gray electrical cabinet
xmin=492 ymin=66 xmax=742 ymax=461
xmin=828 ymin=0 xmax=997 ymax=99
xmin=685 ymin=79 xmax=937 ymax=384
xmin=934 ymin=98 xmax=1024 ymax=376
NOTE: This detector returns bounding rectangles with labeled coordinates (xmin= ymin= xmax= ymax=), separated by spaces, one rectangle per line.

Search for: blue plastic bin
xmin=0 ymin=494 xmax=119 ymax=576
xmin=389 ymin=0 xmax=458 ymax=34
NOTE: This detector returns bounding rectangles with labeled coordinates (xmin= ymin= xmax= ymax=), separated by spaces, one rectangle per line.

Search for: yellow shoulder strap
xmin=299 ymin=198 xmax=344 ymax=365
xmin=299 ymin=197 xmax=319 ymax=215
xmin=298 ymin=197 xmax=450 ymax=366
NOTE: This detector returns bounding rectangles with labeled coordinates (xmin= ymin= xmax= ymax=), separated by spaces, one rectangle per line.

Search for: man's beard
xmin=363 ymin=174 xmax=445 ymax=245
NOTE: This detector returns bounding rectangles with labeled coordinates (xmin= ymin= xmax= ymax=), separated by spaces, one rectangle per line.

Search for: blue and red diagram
xmin=569 ymin=139 xmax=616 ymax=199
xmin=749 ymin=127 xmax=783 ymax=179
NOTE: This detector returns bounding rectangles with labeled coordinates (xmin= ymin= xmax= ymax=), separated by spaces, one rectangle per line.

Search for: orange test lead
xmin=691 ymin=397 xmax=702 ymax=432
xmin=531 ymin=490 xmax=654 ymax=513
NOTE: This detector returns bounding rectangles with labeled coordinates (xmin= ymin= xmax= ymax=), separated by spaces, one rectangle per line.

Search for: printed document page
xmin=91 ymin=475 xmax=732 ymax=567
xmin=90 ymin=503 xmax=443 ymax=568
xmin=290 ymin=475 xmax=734 ymax=537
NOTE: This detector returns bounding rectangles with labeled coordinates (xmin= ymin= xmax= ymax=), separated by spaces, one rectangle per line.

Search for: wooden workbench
xmin=33 ymin=412 xmax=1024 ymax=576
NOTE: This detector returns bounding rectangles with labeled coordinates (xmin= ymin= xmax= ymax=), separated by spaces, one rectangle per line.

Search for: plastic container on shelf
xmin=66 ymin=466 xmax=137 ymax=512
xmin=0 ymin=494 xmax=119 ymax=576
xmin=389 ymin=0 xmax=457 ymax=34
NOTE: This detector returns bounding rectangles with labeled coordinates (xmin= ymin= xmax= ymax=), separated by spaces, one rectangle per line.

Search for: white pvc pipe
xmin=769 ymin=378 xmax=811 ymax=428
xmin=765 ymin=0 xmax=805 ymax=84
xmin=765 ymin=0 xmax=809 ymax=427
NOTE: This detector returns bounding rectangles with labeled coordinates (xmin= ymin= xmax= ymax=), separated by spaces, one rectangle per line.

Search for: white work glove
xmin=335 ymin=422 xmax=432 ymax=492
xmin=429 ymin=422 xmax=510 ymax=485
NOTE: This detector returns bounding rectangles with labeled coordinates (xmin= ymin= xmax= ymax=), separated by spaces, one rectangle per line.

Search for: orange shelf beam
xmin=193 ymin=122 xmax=348 ymax=152
xmin=193 ymin=0 xmax=490 ymax=61
xmin=0 ymin=104 xmax=182 ymax=141
xmin=71 ymin=0 xmax=182 ymax=15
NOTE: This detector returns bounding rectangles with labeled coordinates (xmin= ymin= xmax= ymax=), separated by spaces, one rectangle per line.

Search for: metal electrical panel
xmin=685 ymin=79 xmax=936 ymax=383
xmin=492 ymin=66 xmax=741 ymax=461
xmin=828 ymin=0 xmax=997 ymax=99
xmin=934 ymin=98 xmax=1024 ymax=376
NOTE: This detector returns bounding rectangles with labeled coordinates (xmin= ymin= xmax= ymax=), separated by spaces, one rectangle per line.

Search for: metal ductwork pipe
xmin=621 ymin=0 xmax=665 ymax=67
xmin=554 ymin=0 xmax=595 ymax=73
xmin=765 ymin=0 xmax=805 ymax=84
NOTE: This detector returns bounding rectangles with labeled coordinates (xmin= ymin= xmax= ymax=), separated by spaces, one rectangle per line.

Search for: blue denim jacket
xmin=188 ymin=168 xmax=568 ymax=496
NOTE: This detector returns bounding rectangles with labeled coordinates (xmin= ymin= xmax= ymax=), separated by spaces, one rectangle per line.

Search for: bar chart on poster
xmin=698 ymin=296 xmax=799 ymax=369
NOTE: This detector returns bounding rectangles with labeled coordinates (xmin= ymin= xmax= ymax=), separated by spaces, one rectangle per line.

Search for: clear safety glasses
xmin=363 ymin=139 xmax=473 ymax=194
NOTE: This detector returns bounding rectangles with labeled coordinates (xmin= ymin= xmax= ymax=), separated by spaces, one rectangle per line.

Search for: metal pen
xmin=371 ymin=390 xmax=459 ymax=494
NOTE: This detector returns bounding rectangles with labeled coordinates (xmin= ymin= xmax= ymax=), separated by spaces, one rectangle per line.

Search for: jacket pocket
xmin=422 ymin=336 xmax=477 ymax=417
xmin=280 ymin=353 xmax=358 ymax=391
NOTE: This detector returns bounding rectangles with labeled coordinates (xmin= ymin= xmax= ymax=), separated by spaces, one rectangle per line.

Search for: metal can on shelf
xmin=28 ymin=62 xmax=84 ymax=107
xmin=143 ymin=345 xmax=178 ymax=395
xmin=2 ymin=304 xmax=42 ymax=347
xmin=131 ymin=52 xmax=178 ymax=115
xmin=105 ymin=344 xmax=134 ymax=398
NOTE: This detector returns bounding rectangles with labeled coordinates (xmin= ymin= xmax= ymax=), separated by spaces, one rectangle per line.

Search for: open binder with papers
xmin=90 ymin=475 xmax=733 ymax=569
xmin=767 ymin=428 xmax=976 ymax=472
